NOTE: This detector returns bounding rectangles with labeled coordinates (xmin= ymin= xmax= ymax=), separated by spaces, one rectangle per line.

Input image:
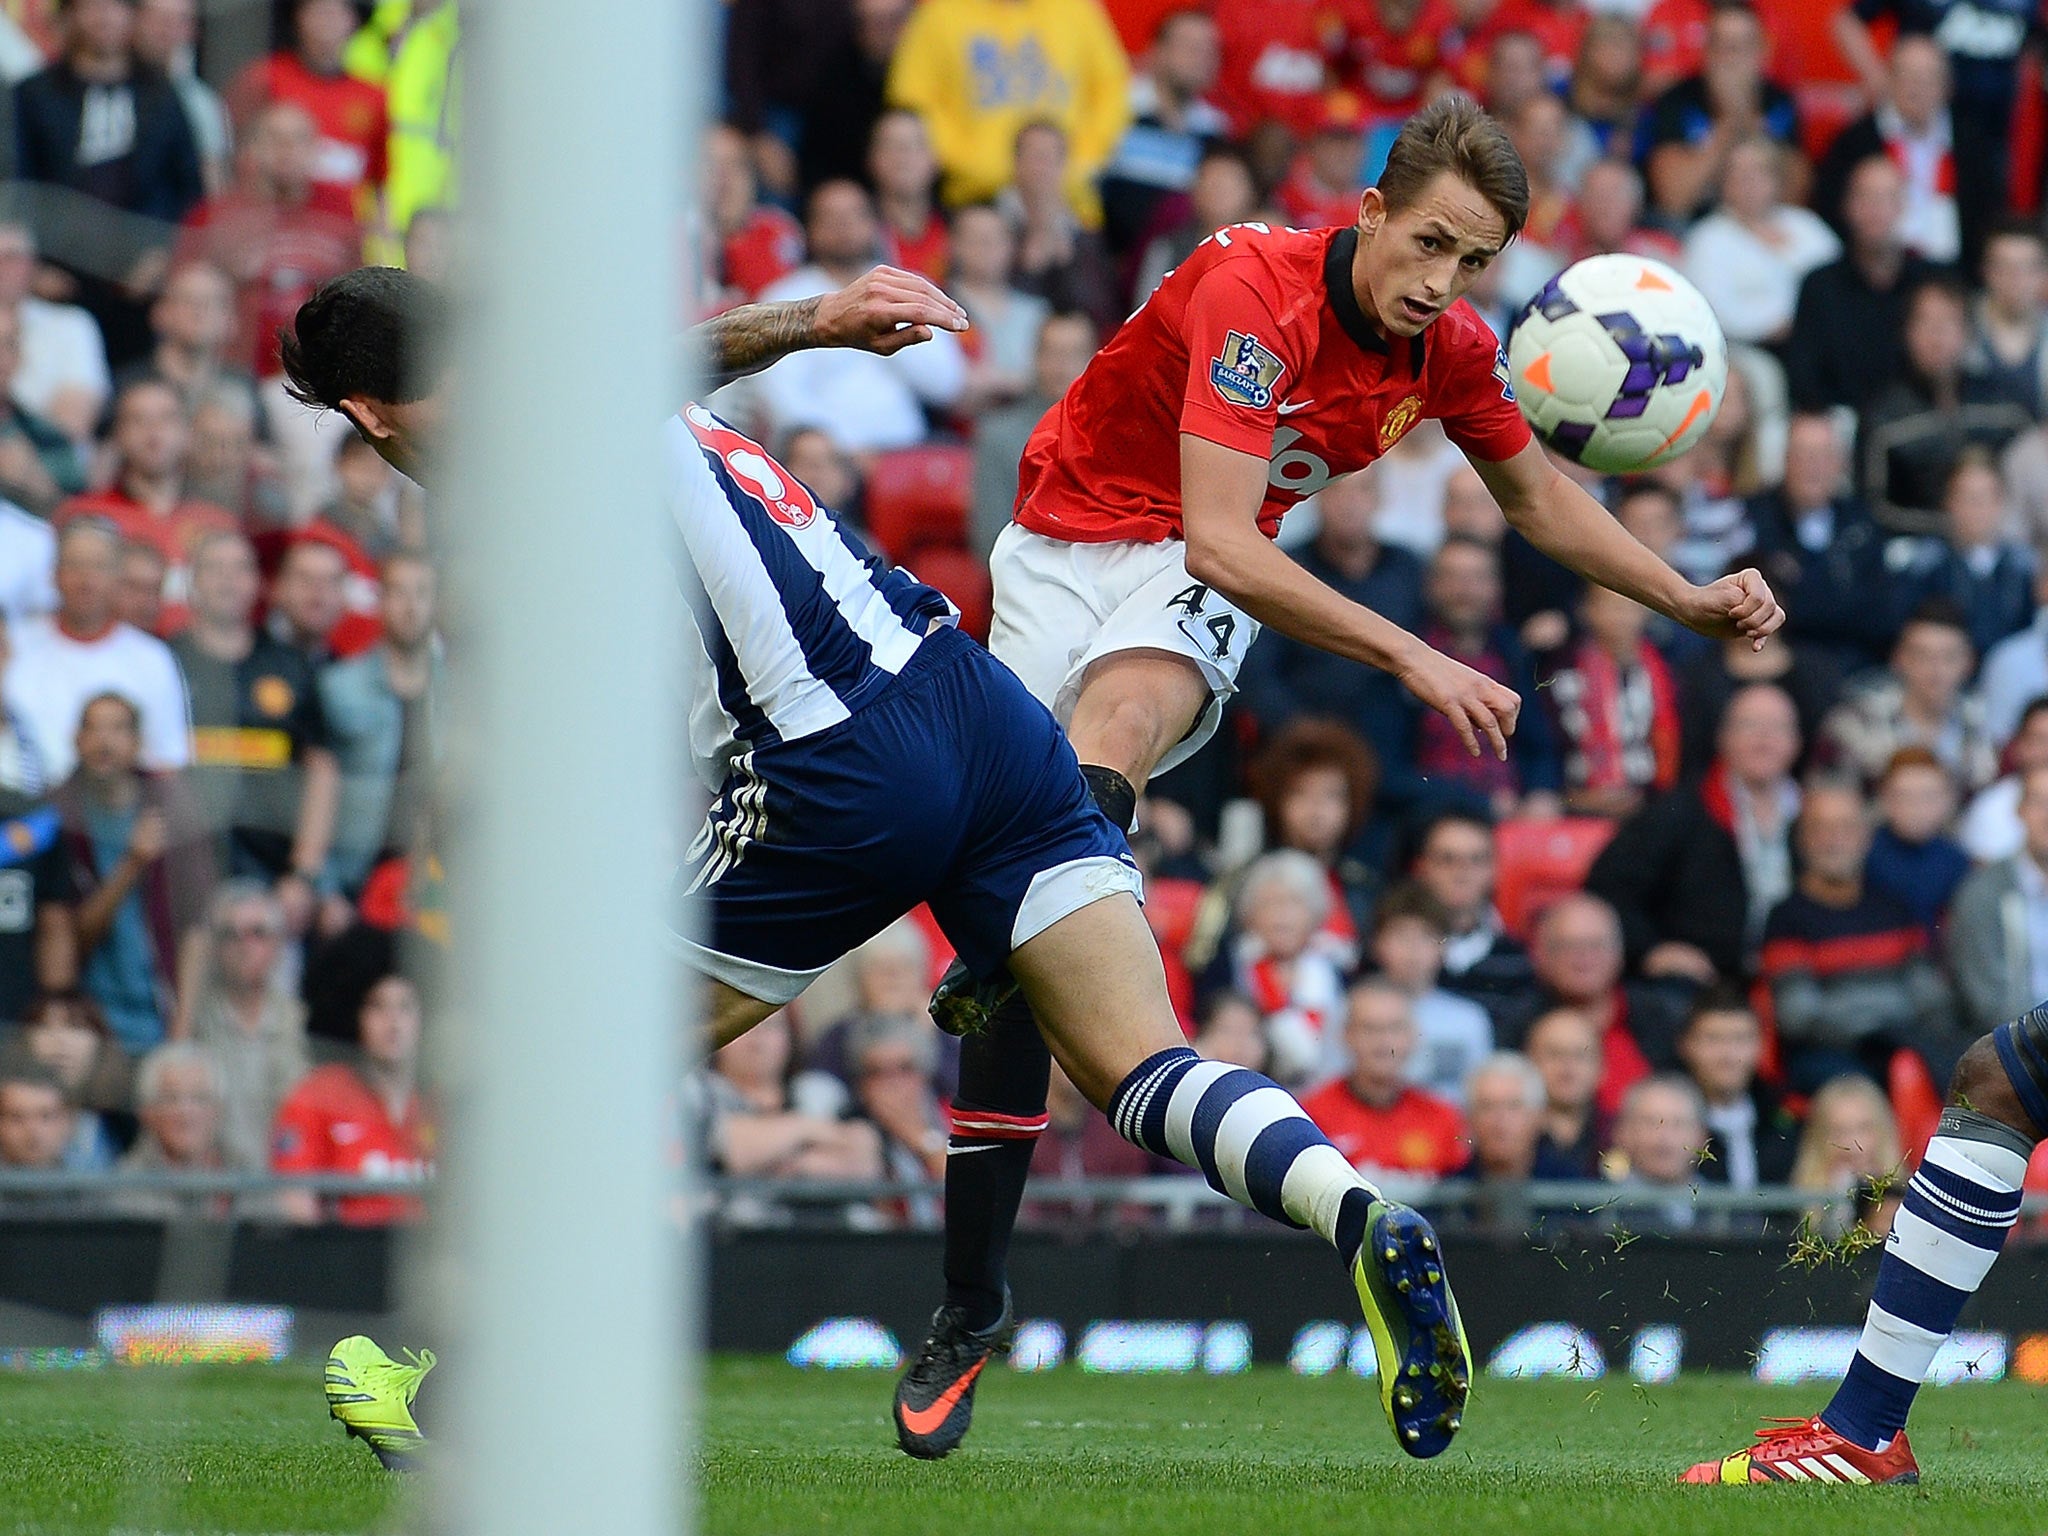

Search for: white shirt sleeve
xmin=886 ymin=321 xmax=967 ymax=408
xmin=135 ymin=636 xmax=194 ymax=770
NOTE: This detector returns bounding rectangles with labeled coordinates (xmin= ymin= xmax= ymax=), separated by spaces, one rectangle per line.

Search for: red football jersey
xmin=1014 ymin=222 xmax=1530 ymax=545
xmin=718 ymin=205 xmax=806 ymax=303
xmin=1211 ymin=0 xmax=1346 ymax=137
xmin=1639 ymin=0 xmax=1709 ymax=93
xmin=1341 ymin=0 xmax=1449 ymax=123
xmin=271 ymin=1063 xmax=435 ymax=1225
xmin=1300 ymin=1079 xmax=1468 ymax=1178
xmin=232 ymin=53 xmax=389 ymax=202
xmin=1276 ymin=165 xmax=1359 ymax=233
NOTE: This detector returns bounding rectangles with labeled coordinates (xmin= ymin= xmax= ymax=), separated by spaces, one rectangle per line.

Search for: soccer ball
xmin=1505 ymin=254 xmax=1728 ymax=474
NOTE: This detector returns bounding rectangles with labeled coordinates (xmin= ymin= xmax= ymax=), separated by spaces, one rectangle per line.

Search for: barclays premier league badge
xmin=1209 ymin=331 xmax=1286 ymax=409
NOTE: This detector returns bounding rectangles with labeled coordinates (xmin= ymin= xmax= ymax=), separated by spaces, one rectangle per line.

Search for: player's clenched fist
xmin=1682 ymin=567 xmax=1784 ymax=651
xmin=1397 ymin=647 xmax=1522 ymax=762
xmin=814 ymin=265 xmax=969 ymax=357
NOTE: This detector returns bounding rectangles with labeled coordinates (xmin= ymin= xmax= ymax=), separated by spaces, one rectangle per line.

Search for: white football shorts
xmin=987 ymin=523 xmax=1260 ymax=776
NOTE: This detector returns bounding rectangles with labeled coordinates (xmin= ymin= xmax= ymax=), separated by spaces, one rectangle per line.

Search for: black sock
xmin=942 ymin=993 xmax=1050 ymax=1332
xmin=937 ymin=764 xmax=1134 ymax=1331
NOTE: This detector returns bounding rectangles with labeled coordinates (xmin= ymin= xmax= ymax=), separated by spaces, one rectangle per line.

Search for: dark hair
xmin=1983 ymin=219 xmax=2046 ymax=259
xmin=281 ymin=266 xmax=449 ymax=413
xmin=1905 ymin=273 xmax=1971 ymax=326
xmin=0 ymin=1056 xmax=67 ymax=1101
xmin=1707 ymin=0 xmax=1761 ymax=23
xmin=1248 ymin=718 xmax=1380 ymax=844
xmin=1373 ymin=880 xmax=1452 ymax=938
xmin=2019 ymin=696 xmax=2048 ymax=735
xmin=1376 ymin=93 xmax=1529 ymax=242
xmin=24 ymin=991 xmax=110 ymax=1037
xmin=112 ymin=371 xmax=180 ymax=417
xmin=1402 ymin=805 xmax=1495 ymax=871
xmin=1197 ymin=141 xmax=1255 ymax=180
xmin=1039 ymin=308 xmax=1099 ymax=347
xmin=1942 ymin=443 xmax=2003 ymax=501
xmin=1682 ymin=982 xmax=1755 ymax=1033
xmin=1433 ymin=530 xmax=1499 ymax=564
xmin=1898 ymin=594 xmax=1972 ymax=643
xmin=1613 ymin=478 xmax=1682 ymax=513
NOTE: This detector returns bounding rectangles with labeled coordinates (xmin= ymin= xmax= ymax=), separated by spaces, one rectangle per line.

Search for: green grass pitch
xmin=2 ymin=1359 xmax=2045 ymax=1535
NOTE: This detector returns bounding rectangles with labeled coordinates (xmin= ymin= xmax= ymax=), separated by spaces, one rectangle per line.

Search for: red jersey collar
xmin=1323 ymin=226 xmax=1424 ymax=378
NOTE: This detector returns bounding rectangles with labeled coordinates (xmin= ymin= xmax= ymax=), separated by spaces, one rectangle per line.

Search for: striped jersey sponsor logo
xmin=665 ymin=407 xmax=957 ymax=783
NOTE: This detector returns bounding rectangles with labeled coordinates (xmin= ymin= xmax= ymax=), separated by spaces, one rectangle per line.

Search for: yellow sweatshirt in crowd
xmin=886 ymin=0 xmax=1131 ymax=225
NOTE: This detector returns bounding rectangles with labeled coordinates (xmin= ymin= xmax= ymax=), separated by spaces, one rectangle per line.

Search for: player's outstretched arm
xmin=1473 ymin=438 xmax=1785 ymax=650
xmin=1180 ymin=434 xmax=1521 ymax=760
xmin=693 ymin=266 xmax=969 ymax=389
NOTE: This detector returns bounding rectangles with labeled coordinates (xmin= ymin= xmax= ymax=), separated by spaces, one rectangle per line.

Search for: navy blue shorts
xmin=674 ymin=625 xmax=1140 ymax=1004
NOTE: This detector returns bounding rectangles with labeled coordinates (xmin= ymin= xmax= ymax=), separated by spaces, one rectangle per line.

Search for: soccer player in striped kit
xmin=1683 ymin=1007 xmax=2046 ymax=1486
xmin=282 ymin=263 xmax=1474 ymax=1470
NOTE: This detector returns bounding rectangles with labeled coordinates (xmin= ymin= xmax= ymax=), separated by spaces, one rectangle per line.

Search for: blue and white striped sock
xmin=1821 ymin=1107 xmax=2034 ymax=1449
xmin=1108 ymin=1046 xmax=1379 ymax=1260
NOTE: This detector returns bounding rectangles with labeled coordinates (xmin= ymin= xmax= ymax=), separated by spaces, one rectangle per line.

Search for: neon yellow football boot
xmin=325 ymin=1334 xmax=437 ymax=1470
xmin=1351 ymin=1200 xmax=1472 ymax=1458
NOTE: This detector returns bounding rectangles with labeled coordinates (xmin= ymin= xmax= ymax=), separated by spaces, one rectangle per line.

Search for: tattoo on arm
xmin=693 ymin=296 xmax=821 ymax=391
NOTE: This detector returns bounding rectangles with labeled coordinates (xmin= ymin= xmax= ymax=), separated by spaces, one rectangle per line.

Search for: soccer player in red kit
xmin=903 ymin=93 xmax=1783 ymax=1457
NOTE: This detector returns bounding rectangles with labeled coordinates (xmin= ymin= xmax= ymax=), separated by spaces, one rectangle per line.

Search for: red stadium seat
xmin=906 ymin=545 xmax=993 ymax=642
xmin=1888 ymin=1047 xmax=1945 ymax=1166
xmin=1493 ymin=816 xmax=1618 ymax=943
xmin=865 ymin=445 xmax=973 ymax=563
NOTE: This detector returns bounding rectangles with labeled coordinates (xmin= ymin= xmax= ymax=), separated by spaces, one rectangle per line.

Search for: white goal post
xmin=443 ymin=2 xmax=696 ymax=1533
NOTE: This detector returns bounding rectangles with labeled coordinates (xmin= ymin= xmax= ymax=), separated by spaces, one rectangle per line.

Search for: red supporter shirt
xmin=883 ymin=210 xmax=952 ymax=284
xmin=295 ymin=520 xmax=386 ymax=658
xmin=1014 ymin=222 xmax=1530 ymax=545
xmin=1340 ymin=0 xmax=1448 ymax=123
xmin=1639 ymin=0 xmax=1709 ymax=92
xmin=1300 ymin=1078 xmax=1468 ymax=1177
xmin=1595 ymin=991 xmax=1654 ymax=1120
xmin=1211 ymin=0 xmax=1346 ymax=137
xmin=232 ymin=53 xmax=389 ymax=205
xmin=718 ymin=206 xmax=805 ymax=303
xmin=175 ymin=195 xmax=363 ymax=376
xmin=1276 ymin=165 xmax=1360 ymax=233
xmin=1439 ymin=0 xmax=1583 ymax=100
xmin=56 ymin=488 xmax=236 ymax=567
xmin=57 ymin=489 xmax=236 ymax=632
xmin=271 ymin=1063 xmax=435 ymax=1225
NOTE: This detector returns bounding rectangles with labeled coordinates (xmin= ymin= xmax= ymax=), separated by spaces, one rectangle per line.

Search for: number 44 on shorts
xmin=1167 ymin=583 xmax=1239 ymax=661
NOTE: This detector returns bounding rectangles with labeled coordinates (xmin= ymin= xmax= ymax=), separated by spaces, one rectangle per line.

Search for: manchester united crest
xmin=1380 ymin=394 xmax=1424 ymax=451
xmin=252 ymin=675 xmax=296 ymax=718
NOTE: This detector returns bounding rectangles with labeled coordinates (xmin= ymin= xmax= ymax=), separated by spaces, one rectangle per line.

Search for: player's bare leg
xmin=1000 ymin=893 xmax=1470 ymax=1457
xmin=927 ymin=645 xmax=1203 ymax=1043
xmin=704 ymin=978 xmax=781 ymax=1050
xmin=1061 ymin=649 xmax=1214 ymax=793
xmin=910 ymin=646 xmax=1223 ymax=1460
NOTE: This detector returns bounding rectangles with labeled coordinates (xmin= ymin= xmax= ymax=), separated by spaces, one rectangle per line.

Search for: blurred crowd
xmin=0 ymin=0 xmax=451 ymax=1225
xmin=12 ymin=0 xmax=2048 ymax=1240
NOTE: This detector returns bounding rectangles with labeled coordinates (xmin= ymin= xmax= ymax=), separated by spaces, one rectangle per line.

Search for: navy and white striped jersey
xmin=664 ymin=405 xmax=956 ymax=787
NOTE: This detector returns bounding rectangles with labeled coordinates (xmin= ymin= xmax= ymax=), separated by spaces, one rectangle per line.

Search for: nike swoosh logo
xmin=1277 ymin=398 xmax=1316 ymax=415
xmin=898 ymin=1356 xmax=988 ymax=1436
